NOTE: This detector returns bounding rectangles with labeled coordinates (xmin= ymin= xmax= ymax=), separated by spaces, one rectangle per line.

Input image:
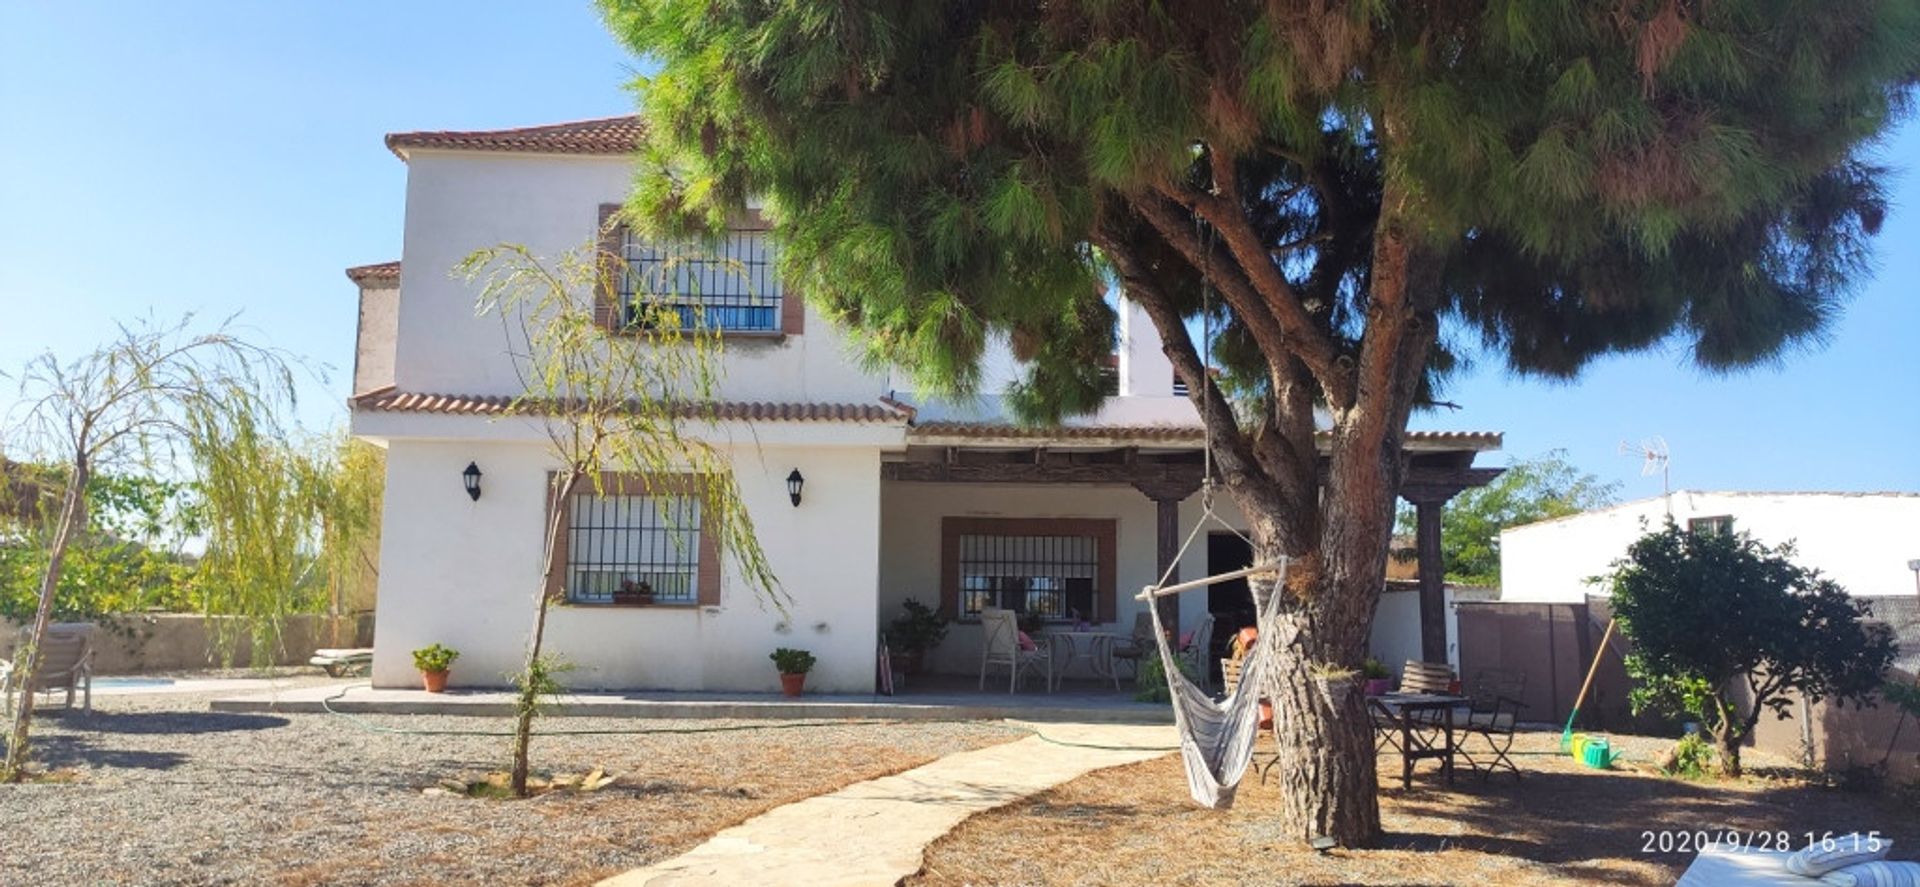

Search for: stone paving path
xmin=598 ymin=721 xmax=1177 ymax=887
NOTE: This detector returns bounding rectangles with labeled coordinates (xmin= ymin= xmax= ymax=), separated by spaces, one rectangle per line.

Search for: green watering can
xmin=1569 ymin=733 xmax=1615 ymax=769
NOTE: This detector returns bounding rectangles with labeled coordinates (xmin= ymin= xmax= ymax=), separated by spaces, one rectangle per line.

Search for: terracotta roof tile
xmin=908 ymin=422 xmax=1502 ymax=450
xmin=345 ymin=261 xmax=400 ymax=285
xmin=384 ymin=116 xmax=644 ymax=159
xmin=351 ymin=389 xmax=912 ymax=423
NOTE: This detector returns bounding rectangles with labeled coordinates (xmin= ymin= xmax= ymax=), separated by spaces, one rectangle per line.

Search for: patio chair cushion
xmin=1820 ymin=861 xmax=1920 ymax=887
xmin=1016 ymin=631 xmax=1037 ymax=652
xmin=1786 ymin=838 xmax=1893 ymax=877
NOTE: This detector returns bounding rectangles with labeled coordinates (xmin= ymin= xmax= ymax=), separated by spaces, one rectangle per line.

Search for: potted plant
xmin=1362 ymin=658 xmax=1395 ymax=696
xmin=770 ymin=647 xmax=816 ymax=697
xmin=613 ymin=579 xmax=654 ymax=606
xmin=886 ymin=598 xmax=950 ymax=674
xmin=412 ymin=643 xmax=460 ymax=693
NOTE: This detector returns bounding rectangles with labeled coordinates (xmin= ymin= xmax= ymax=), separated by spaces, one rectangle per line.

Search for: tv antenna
xmin=1618 ymin=436 xmax=1672 ymax=513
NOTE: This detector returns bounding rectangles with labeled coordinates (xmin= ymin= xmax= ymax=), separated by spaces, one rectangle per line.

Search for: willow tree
xmin=462 ymin=239 xmax=780 ymax=797
xmin=2 ymin=318 xmax=294 ymax=781
xmin=602 ymin=0 xmax=1919 ymax=843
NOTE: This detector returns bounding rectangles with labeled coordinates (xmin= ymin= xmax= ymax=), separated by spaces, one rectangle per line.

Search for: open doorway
xmin=1206 ymin=532 xmax=1255 ymax=686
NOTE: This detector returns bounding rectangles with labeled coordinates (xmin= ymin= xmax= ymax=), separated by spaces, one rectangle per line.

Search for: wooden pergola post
xmin=1133 ymin=477 xmax=1202 ymax=632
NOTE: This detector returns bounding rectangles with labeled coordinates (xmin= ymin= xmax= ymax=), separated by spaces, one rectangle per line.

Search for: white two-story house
xmin=347 ymin=116 xmax=1503 ymax=694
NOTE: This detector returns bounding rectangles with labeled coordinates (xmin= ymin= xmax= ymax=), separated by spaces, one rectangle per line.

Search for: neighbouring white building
xmin=347 ymin=116 xmax=1503 ymax=693
xmin=1500 ymin=491 xmax=1920 ymax=603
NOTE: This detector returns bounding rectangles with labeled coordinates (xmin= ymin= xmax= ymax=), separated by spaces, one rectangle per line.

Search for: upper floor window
xmin=618 ymin=226 xmax=783 ymax=333
xmin=1688 ymin=515 xmax=1734 ymax=537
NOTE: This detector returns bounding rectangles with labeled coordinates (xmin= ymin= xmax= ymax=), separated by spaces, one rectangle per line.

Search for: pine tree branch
xmin=1127 ymin=193 xmax=1308 ymax=395
xmin=1098 ymin=229 xmax=1287 ymax=483
xmin=1151 ymin=171 xmax=1354 ymax=409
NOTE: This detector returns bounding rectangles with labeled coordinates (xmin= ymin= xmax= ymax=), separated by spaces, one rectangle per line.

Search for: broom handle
xmin=1569 ymin=618 xmax=1617 ymax=723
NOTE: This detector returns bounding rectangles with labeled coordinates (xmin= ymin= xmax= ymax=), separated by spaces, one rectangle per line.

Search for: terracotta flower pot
xmin=422 ymin=670 xmax=450 ymax=693
xmin=779 ymin=672 xmax=806 ymax=697
xmin=1258 ymin=700 xmax=1274 ymax=731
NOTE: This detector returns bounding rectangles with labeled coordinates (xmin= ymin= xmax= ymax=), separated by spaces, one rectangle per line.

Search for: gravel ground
xmin=3 ymin=676 xmax=1019 ymax=887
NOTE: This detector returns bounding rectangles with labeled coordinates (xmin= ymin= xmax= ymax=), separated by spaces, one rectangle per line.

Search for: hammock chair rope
xmin=1130 ymin=212 xmax=1287 ymax=809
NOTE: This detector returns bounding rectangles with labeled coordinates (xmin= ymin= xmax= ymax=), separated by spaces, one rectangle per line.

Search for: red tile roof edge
xmin=384 ymin=115 xmax=644 ymax=160
xmin=351 ymin=389 xmax=914 ymax=423
xmin=909 ymin=422 xmax=1502 ymax=449
xmin=345 ymin=261 xmax=401 ymax=285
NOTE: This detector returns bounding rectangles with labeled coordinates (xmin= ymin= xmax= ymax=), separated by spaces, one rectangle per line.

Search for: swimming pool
xmin=92 ymin=677 xmax=177 ymax=689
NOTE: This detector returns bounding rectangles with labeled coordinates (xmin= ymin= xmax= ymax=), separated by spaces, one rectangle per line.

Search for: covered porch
xmin=875 ymin=422 xmax=1502 ymax=693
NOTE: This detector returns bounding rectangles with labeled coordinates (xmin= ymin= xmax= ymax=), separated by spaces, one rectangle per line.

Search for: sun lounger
xmin=309 ymin=648 xmax=374 ymax=677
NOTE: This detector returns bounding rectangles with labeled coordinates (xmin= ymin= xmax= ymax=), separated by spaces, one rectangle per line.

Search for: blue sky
xmin=3 ymin=3 xmax=1915 ymax=497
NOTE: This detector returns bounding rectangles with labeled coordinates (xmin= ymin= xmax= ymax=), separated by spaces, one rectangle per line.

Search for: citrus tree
xmin=1608 ymin=520 xmax=1896 ymax=776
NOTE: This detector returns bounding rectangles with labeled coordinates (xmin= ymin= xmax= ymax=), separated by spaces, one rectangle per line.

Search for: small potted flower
xmin=769 ymin=647 xmax=816 ymax=697
xmin=613 ymin=579 xmax=654 ymax=606
xmin=1362 ymin=657 xmax=1395 ymax=696
xmin=412 ymin=643 xmax=460 ymax=693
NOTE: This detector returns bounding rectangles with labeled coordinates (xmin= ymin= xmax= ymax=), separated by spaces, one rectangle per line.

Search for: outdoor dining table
xmin=1045 ymin=630 xmax=1120 ymax=691
xmin=1369 ymin=692 xmax=1469 ymax=789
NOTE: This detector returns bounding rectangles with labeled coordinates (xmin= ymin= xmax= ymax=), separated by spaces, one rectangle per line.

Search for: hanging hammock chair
xmin=1139 ymin=559 xmax=1287 ymax=809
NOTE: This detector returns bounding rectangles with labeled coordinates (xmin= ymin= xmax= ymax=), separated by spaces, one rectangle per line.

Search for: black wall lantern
xmin=786 ymin=468 xmax=804 ymax=507
xmin=462 ymin=462 xmax=483 ymax=501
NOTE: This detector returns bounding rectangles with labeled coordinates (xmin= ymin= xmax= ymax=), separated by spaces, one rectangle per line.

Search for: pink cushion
xmin=1178 ymin=630 xmax=1194 ymax=649
xmin=1017 ymin=631 xmax=1037 ymax=652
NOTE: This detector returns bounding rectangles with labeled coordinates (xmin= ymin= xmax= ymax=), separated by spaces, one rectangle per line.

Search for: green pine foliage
xmin=601 ymin=0 xmax=1920 ymax=409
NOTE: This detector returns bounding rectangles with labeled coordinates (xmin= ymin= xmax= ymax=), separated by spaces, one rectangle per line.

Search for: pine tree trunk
xmin=1261 ymin=607 xmax=1382 ymax=845
xmin=3 ymin=457 xmax=89 ymax=782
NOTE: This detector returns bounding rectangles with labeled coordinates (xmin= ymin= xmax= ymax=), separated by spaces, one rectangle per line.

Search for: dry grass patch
xmin=913 ymin=730 xmax=1919 ymax=886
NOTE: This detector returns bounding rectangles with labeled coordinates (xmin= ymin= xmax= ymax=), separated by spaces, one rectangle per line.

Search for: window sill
xmin=559 ymin=601 xmax=701 ymax=610
xmin=607 ymin=328 xmax=790 ymax=343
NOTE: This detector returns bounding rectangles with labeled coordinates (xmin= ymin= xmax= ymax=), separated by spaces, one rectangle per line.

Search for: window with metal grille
xmin=563 ymin=493 xmax=702 ymax=605
xmin=957 ymin=533 xmax=1100 ymax=623
xmin=619 ymin=228 xmax=781 ymax=332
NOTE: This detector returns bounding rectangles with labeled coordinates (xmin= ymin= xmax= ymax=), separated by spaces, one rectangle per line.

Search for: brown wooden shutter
xmin=544 ymin=472 xmax=571 ymax=602
xmin=780 ymin=281 xmax=805 ymax=336
xmin=595 ymin=203 xmax=626 ymax=332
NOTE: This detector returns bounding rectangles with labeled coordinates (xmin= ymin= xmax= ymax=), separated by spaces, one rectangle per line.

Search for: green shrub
xmin=1134 ymin=655 xmax=1199 ymax=704
xmin=1668 ymin=732 xmax=1714 ymax=779
xmin=888 ymin=598 xmax=950 ymax=654
xmin=412 ymin=643 xmax=460 ymax=673
xmin=770 ymin=647 xmax=816 ymax=674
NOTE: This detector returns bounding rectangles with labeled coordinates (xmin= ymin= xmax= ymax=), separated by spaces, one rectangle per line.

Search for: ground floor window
xmin=548 ymin=473 xmax=719 ymax=606
xmin=941 ymin=517 xmax=1116 ymax=623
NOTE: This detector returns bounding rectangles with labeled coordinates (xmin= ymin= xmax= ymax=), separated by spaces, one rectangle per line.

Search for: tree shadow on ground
xmin=54 ymin=710 xmax=290 ymax=735
xmin=27 ymin=734 xmax=189 ymax=770
xmin=1376 ymin=762 xmax=1918 ymax=877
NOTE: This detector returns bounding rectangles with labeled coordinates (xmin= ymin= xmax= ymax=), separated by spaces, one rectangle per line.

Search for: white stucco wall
xmin=393 ymin=149 xmax=887 ymax=404
xmin=368 ymin=430 xmax=883 ymax=693
xmin=1500 ymin=491 xmax=1920 ymax=603
xmin=352 ymin=281 xmax=398 ymax=396
xmin=1117 ymin=301 xmax=1173 ymax=397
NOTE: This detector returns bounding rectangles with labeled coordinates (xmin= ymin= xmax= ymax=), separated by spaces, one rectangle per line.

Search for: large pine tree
xmin=600 ymin=0 xmax=1919 ymax=844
